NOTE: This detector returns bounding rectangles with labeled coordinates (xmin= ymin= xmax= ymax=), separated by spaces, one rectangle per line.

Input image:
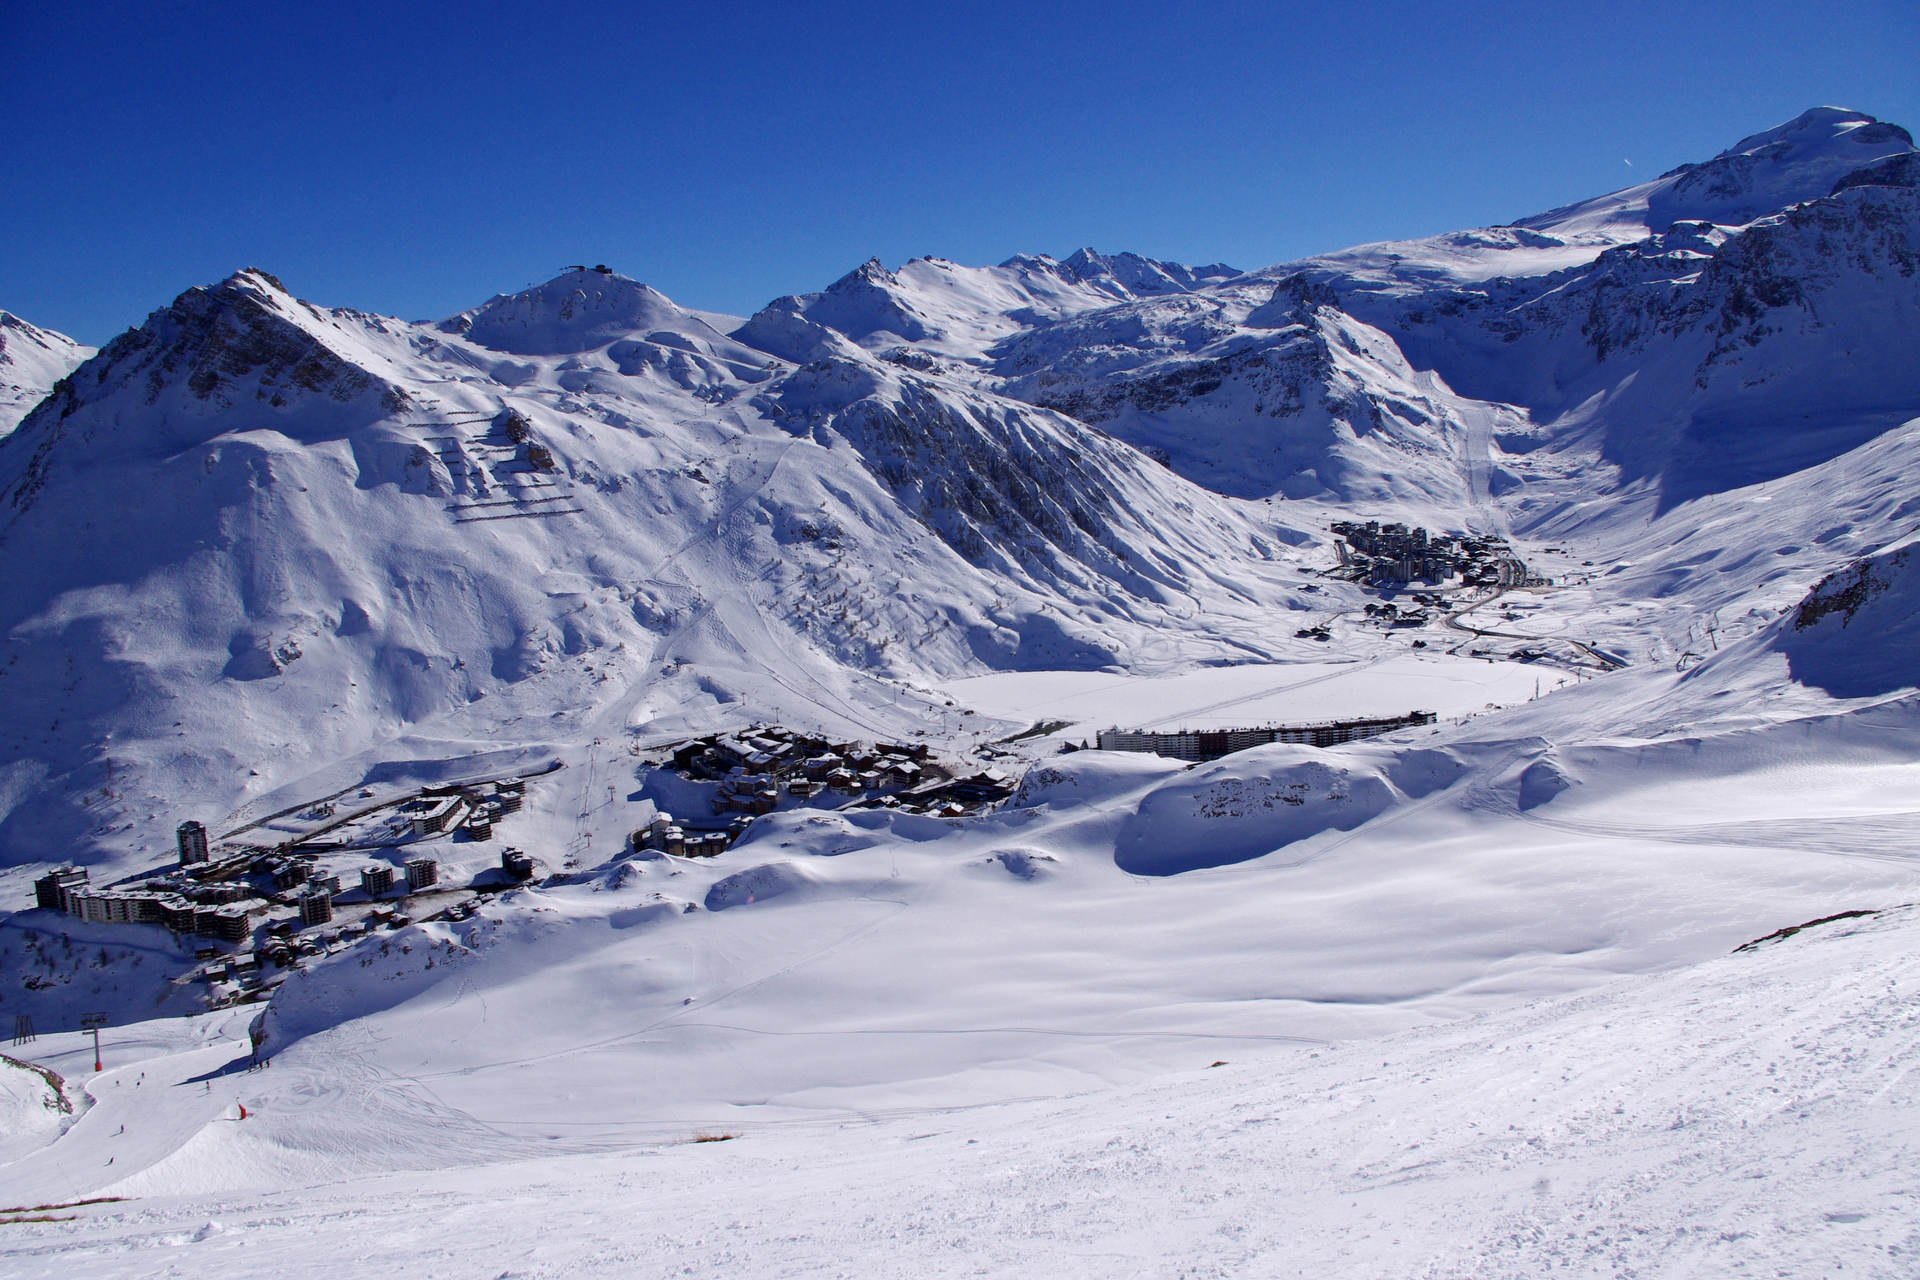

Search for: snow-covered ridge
xmin=733 ymin=248 xmax=1240 ymax=367
xmin=1523 ymin=104 xmax=1916 ymax=238
xmin=0 ymin=310 xmax=93 ymax=438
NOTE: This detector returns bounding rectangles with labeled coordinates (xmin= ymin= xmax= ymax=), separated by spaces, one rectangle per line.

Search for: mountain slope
xmin=0 ymin=312 xmax=93 ymax=437
xmin=0 ymin=268 xmax=1318 ymax=875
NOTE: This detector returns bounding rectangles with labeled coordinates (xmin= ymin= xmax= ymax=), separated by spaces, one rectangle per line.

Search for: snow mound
xmin=1008 ymin=749 xmax=1186 ymax=808
xmin=1114 ymin=746 xmax=1400 ymax=875
xmin=0 ymin=1053 xmax=72 ymax=1164
xmin=978 ymin=847 xmax=1058 ymax=880
xmin=703 ymin=860 xmax=823 ymax=911
xmin=1516 ymin=754 xmax=1577 ymax=810
xmin=257 ymin=925 xmax=464 ymax=1053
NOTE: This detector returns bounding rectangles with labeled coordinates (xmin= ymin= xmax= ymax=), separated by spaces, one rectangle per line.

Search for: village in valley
xmin=9 ymin=515 xmax=1602 ymax=1022
xmin=13 ymin=725 xmax=1029 ymax=1014
xmin=24 ymin=774 xmax=546 ymax=1010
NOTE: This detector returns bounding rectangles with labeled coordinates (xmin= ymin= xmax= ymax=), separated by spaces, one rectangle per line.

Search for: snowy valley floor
xmin=1 ymin=903 xmax=1915 ymax=1278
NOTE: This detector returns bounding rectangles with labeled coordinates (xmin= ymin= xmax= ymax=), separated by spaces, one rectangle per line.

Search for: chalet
xmin=708 ymin=737 xmax=752 ymax=769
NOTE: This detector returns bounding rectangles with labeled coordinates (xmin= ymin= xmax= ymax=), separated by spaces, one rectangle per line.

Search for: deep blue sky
xmin=6 ymin=0 xmax=1917 ymax=345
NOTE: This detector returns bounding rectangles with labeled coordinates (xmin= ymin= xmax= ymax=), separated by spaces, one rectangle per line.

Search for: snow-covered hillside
xmin=5 ymin=107 xmax=1920 ymax=1278
xmin=0 ymin=266 xmax=1318 ymax=879
xmin=0 ymin=312 xmax=92 ymax=437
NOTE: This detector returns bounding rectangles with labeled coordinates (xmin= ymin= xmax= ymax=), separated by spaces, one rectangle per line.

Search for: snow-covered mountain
xmin=1277 ymin=106 xmax=1920 ymax=504
xmin=3 ymin=104 xmax=1915 ymax=901
xmin=5 ymin=108 xmax=1920 ymax=1278
xmin=734 ymin=249 xmax=1238 ymax=368
xmin=0 ymin=311 xmax=92 ymax=437
xmin=744 ymin=105 xmax=1916 ymax=511
xmin=0 ymin=266 xmax=1315 ymax=874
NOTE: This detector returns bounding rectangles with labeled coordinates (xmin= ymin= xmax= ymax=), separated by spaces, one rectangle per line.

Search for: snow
xmin=3 ymin=106 xmax=1920 ymax=1277
xmin=0 ymin=1056 xmax=70 ymax=1166
xmin=2 ymin=906 xmax=1916 ymax=1275
xmin=938 ymin=652 xmax=1570 ymax=742
xmin=0 ymin=311 xmax=92 ymax=436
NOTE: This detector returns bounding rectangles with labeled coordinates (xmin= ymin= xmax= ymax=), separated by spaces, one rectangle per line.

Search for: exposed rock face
xmin=1779 ymin=538 xmax=1920 ymax=697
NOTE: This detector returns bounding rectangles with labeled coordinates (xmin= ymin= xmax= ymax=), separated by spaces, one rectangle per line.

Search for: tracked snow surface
xmin=2 ymin=108 xmax=1919 ymax=1277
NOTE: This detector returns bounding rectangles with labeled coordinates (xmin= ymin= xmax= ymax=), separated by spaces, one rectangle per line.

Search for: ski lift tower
xmin=81 ymin=1012 xmax=108 ymax=1072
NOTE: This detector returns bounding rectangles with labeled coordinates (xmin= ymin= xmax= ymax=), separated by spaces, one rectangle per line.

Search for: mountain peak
xmin=1716 ymin=106 xmax=1912 ymax=164
xmin=1517 ymin=106 xmax=1918 ymax=238
xmin=446 ymin=270 xmax=710 ymax=355
xmin=837 ymin=257 xmax=897 ymax=288
xmin=1053 ymin=247 xmax=1238 ymax=296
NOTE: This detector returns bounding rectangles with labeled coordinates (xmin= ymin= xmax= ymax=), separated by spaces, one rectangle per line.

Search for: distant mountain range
xmin=0 ymin=105 xmax=1915 ymax=876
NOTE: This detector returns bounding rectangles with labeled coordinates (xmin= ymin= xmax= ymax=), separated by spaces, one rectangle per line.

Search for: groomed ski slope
xmin=0 ymin=901 xmax=1913 ymax=1277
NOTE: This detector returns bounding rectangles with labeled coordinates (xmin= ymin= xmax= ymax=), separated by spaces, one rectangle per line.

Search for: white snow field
xmin=2 ymin=108 xmax=1918 ymax=1276
xmin=0 ymin=905 xmax=1914 ymax=1277
xmin=936 ymin=652 xmax=1573 ymax=743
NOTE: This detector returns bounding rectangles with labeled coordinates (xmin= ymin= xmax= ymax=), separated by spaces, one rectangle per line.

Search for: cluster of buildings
xmin=33 ymin=821 xmax=327 ymax=944
xmin=402 ymin=780 xmax=524 ymax=842
xmin=1331 ymin=521 xmax=1539 ymax=588
xmin=30 ymin=816 xmax=448 ymax=948
xmin=1362 ymin=601 xmax=1432 ymax=629
xmin=354 ymin=856 xmax=439 ymax=905
xmin=632 ymin=811 xmax=739 ymax=858
xmin=18 ymin=769 xmax=557 ymax=1009
xmin=1096 ymin=711 xmax=1439 ymax=763
xmin=670 ymin=728 xmax=929 ymax=787
xmin=33 ymin=862 xmax=264 ymax=943
xmin=651 ymin=725 xmax=1019 ymax=841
